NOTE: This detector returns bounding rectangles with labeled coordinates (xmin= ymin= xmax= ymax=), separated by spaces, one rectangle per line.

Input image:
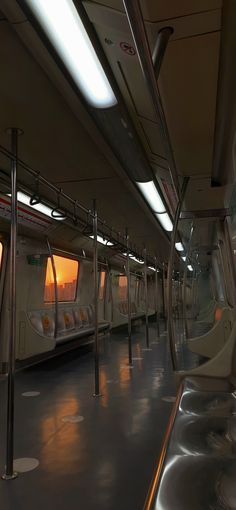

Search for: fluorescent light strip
xmin=90 ymin=234 xmax=114 ymax=246
xmin=129 ymin=255 xmax=144 ymax=264
xmin=136 ymin=180 xmax=174 ymax=232
xmin=25 ymin=0 xmax=117 ymax=108
xmin=137 ymin=181 xmax=165 ymax=213
xmin=175 ymin=242 xmax=184 ymax=252
xmin=123 ymin=253 xmax=144 ymax=264
xmin=156 ymin=212 xmax=173 ymax=232
xmin=188 ymin=265 xmax=193 ymax=271
xmin=181 ymin=256 xmax=186 ymax=262
xmin=7 ymin=192 xmax=64 ymax=221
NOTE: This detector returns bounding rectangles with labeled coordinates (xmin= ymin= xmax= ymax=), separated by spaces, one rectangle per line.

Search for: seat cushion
xmin=79 ymin=307 xmax=89 ymax=325
xmin=57 ymin=311 xmax=66 ymax=333
xmin=41 ymin=312 xmax=55 ymax=337
xmin=64 ymin=310 xmax=75 ymax=330
xmin=29 ymin=312 xmax=44 ymax=335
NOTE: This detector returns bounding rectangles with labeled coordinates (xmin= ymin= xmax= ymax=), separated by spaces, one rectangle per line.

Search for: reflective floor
xmin=0 ymin=323 xmax=177 ymax=510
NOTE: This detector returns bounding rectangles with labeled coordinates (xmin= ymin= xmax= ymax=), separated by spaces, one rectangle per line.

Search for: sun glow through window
xmin=44 ymin=255 xmax=79 ymax=302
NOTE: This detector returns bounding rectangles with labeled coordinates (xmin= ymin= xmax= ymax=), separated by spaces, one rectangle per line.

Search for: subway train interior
xmin=0 ymin=0 xmax=236 ymax=508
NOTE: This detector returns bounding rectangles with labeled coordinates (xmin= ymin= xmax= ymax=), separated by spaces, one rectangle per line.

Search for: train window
xmin=99 ymin=271 xmax=106 ymax=300
xmin=118 ymin=275 xmax=127 ymax=300
xmin=44 ymin=255 xmax=79 ymax=302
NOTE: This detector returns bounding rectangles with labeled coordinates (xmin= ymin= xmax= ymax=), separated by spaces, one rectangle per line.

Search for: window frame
xmin=44 ymin=253 xmax=79 ymax=304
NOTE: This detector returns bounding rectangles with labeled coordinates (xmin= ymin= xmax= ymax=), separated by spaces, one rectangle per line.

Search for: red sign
xmin=120 ymin=42 xmax=136 ymax=56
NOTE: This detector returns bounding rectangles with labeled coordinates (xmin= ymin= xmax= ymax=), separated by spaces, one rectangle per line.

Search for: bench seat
xmin=27 ymin=304 xmax=110 ymax=345
xmin=144 ymin=376 xmax=236 ymax=509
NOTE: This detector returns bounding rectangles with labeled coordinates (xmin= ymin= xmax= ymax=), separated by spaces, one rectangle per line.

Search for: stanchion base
xmin=2 ymin=471 xmax=18 ymax=480
xmin=93 ymin=393 xmax=103 ymax=398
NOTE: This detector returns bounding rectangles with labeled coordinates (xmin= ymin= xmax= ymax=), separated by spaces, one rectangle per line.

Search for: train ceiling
xmin=0 ymin=0 xmax=229 ymax=264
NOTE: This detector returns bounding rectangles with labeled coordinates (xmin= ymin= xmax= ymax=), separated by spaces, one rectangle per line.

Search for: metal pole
xmin=183 ymin=223 xmax=194 ymax=337
xmin=218 ymin=221 xmax=233 ymax=307
xmin=46 ymin=238 xmax=58 ymax=338
xmin=144 ymin=247 xmax=149 ymax=348
xmin=93 ymin=200 xmax=101 ymax=397
xmin=2 ymin=128 xmax=19 ymax=480
xmin=152 ymin=27 xmax=173 ymax=79
xmin=122 ymin=0 xmax=179 ymax=199
xmin=155 ymin=258 xmax=160 ymax=338
xmin=126 ymin=230 xmax=132 ymax=365
xmin=162 ymin=262 xmax=166 ymax=324
xmin=218 ymin=238 xmax=231 ymax=306
xmin=167 ymin=177 xmax=189 ymax=371
xmin=108 ymin=266 xmax=114 ymax=323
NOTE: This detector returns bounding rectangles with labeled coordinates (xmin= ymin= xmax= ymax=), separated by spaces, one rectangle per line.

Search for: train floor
xmin=0 ymin=322 xmax=185 ymax=509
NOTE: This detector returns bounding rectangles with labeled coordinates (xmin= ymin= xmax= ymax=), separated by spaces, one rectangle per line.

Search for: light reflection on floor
xmin=0 ymin=323 xmax=181 ymax=510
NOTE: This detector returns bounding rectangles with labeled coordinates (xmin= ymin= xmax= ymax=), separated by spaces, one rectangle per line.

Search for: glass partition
xmin=169 ymin=217 xmax=224 ymax=371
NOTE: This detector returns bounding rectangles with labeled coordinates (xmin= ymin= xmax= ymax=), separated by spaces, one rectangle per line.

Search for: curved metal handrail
xmin=143 ymin=383 xmax=183 ymax=510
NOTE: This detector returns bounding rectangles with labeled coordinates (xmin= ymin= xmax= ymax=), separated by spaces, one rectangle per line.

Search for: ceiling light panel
xmin=156 ymin=212 xmax=173 ymax=232
xmin=25 ymin=0 xmax=117 ymax=108
xmin=90 ymin=235 xmax=114 ymax=246
xmin=175 ymin=242 xmax=184 ymax=251
xmin=137 ymin=181 xmax=165 ymax=213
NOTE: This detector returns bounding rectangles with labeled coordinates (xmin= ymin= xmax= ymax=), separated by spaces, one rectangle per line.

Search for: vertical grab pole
xmin=93 ymin=200 xmax=101 ymax=397
xmin=2 ymin=128 xmax=19 ymax=480
xmin=144 ymin=247 xmax=149 ymax=348
xmin=155 ymin=257 xmax=160 ymax=338
xmin=46 ymin=238 xmax=58 ymax=339
xmin=183 ymin=223 xmax=194 ymax=337
xmin=167 ymin=177 xmax=189 ymax=371
xmin=126 ymin=230 xmax=132 ymax=365
xmin=162 ymin=262 xmax=166 ymax=326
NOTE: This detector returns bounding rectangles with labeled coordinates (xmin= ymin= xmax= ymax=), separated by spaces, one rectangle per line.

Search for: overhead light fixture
xmin=136 ymin=181 xmax=165 ymax=213
xmin=7 ymin=192 xmax=65 ymax=221
xmin=122 ymin=253 xmax=144 ymax=264
xmin=136 ymin=180 xmax=173 ymax=232
xmin=90 ymin=234 xmax=114 ymax=246
xmin=188 ymin=265 xmax=193 ymax=271
xmin=148 ymin=266 xmax=156 ymax=272
xmin=25 ymin=0 xmax=117 ymax=109
xmin=156 ymin=212 xmax=173 ymax=232
xmin=175 ymin=242 xmax=184 ymax=252
xmin=182 ymin=256 xmax=186 ymax=262
xmin=129 ymin=255 xmax=144 ymax=264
